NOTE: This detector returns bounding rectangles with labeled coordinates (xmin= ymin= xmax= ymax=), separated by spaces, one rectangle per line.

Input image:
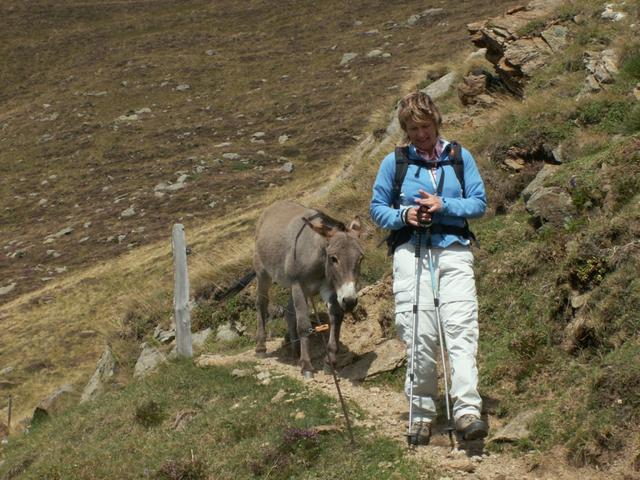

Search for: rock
xmin=222 ymin=152 xmax=241 ymax=160
xmin=192 ymin=328 xmax=212 ymax=349
xmin=278 ymin=134 xmax=290 ymax=144
xmin=120 ymin=206 xmax=135 ymax=218
xmin=503 ymin=158 xmax=526 ymax=172
xmin=422 ymin=71 xmax=457 ymax=99
xmin=205 ymin=49 xmax=216 ymax=56
xmin=176 ymin=84 xmax=191 ymax=91
xmin=541 ymin=25 xmax=568 ymax=53
xmin=340 ymin=52 xmax=358 ymax=66
xmin=154 ymin=325 xmax=176 ymax=343
xmin=458 ymin=71 xmax=489 ymax=105
xmin=407 ymin=8 xmax=444 ymax=26
xmin=216 ymin=323 xmax=239 ymax=342
xmin=78 ymin=330 xmax=97 ymax=338
xmin=551 ymin=143 xmax=565 ymax=164
xmin=0 ymin=366 xmax=14 ymax=376
xmin=601 ymin=4 xmax=626 ymax=21
xmin=634 ymin=83 xmax=640 ymax=101
xmin=231 ymin=368 xmax=251 ymax=378
xmin=584 ymin=49 xmax=619 ymax=87
xmin=490 ymin=409 xmax=539 ymax=443
xmin=53 ymin=227 xmax=74 ymax=238
xmin=366 ymin=49 xmax=383 ymax=58
xmin=133 ymin=343 xmax=167 ymax=378
xmin=80 ymin=345 xmax=116 ymax=403
xmin=521 ymin=164 xmax=560 ymax=202
xmin=281 ymin=162 xmax=294 ymax=173
xmin=0 ymin=283 xmax=16 ymax=296
xmin=32 ymin=384 xmax=76 ymax=423
xmin=340 ymin=338 xmax=405 ymax=381
xmin=465 ymin=48 xmax=488 ymax=62
xmin=525 ymin=186 xmax=576 ymax=227
xmin=116 ymin=113 xmax=139 ymax=122
xmin=271 ymin=389 xmax=287 ymax=403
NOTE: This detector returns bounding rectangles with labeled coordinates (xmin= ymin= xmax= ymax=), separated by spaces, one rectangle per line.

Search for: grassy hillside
xmin=2 ymin=0 xmax=640 ymax=477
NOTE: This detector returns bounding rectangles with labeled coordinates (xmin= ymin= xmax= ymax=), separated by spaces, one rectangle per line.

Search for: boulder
xmin=340 ymin=338 xmax=405 ymax=381
xmin=525 ymin=186 xmax=576 ymax=226
xmin=521 ymin=164 xmax=560 ymax=202
xmin=458 ymin=72 xmax=489 ymax=105
xmin=32 ymin=384 xmax=76 ymax=424
xmin=80 ymin=345 xmax=116 ymax=403
xmin=490 ymin=409 xmax=539 ymax=443
xmin=133 ymin=343 xmax=166 ymax=378
xmin=216 ymin=323 xmax=239 ymax=342
xmin=422 ymin=71 xmax=457 ymax=99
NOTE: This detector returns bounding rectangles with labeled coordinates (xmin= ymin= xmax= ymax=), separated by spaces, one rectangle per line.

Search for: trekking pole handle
xmin=417 ymin=205 xmax=432 ymax=229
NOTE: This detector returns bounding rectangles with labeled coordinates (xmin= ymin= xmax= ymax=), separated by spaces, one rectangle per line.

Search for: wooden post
xmin=172 ymin=224 xmax=193 ymax=358
xmin=6 ymin=396 xmax=11 ymax=436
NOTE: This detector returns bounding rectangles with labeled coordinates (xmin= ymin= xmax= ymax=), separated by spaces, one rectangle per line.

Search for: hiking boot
xmin=455 ymin=414 xmax=488 ymax=441
xmin=407 ymin=421 xmax=431 ymax=446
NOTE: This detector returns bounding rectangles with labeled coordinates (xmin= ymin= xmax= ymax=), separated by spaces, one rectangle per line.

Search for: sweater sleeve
xmin=440 ymin=148 xmax=487 ymax=219
xmin=369 ymin=152 xmax=407 ymax=230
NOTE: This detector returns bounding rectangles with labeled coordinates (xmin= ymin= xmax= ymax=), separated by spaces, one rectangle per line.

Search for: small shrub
xmin=517 ymin=19 xmax=546 ymax=36
xmin=620 ymin=42 xmax=640 ymax=80
xmin=134 ymin=400 xmax=165 ymax=428
xmin=156 ymin=456 xmax=208 ymax=480
xmin=569 ymin=256 xmax=608 ymax=292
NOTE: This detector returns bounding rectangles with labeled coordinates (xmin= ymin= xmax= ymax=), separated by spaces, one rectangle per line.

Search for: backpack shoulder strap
xmin=392 ymin=146 xmax=410 ymax=208
xmin=448 ymin=140 xmax=465 ymax=196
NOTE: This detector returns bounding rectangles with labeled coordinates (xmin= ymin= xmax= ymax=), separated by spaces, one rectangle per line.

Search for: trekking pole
xmin=310 ymin=301 xmax=356 ymax=447
xmin=426 ymin=238 xmax=456 ymax=449
xmin=406 ymin=223 xmax=423 ymax=446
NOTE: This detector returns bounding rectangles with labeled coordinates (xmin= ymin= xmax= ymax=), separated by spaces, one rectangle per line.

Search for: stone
xmin=503 ymin=158 xmax=526 ymax=172
xmin=53 ymin=227 xmax=74 ymax=238
xmin=0 ymin=366 xmax=14 ymax=376
xmin=271 ymin=389 xmax=287 ymax=403
xmin=525 ymin=186 xmax=576 ymax=227
xmin=231 ymin=368 xmax=251 ymax=377
xmin=222 ymin=152 xmax=241 ymax=160
xmin=340 ymin=52 xmax=358 ymax=66
xmin=422 ymin=71 xmax=457 ymax=99
xmin=32 ymin=384 xmax=76 ymax=423
xmin=541 ymin=25 xmax=568 ymax=53
xmin=0 ymin=283 xmax=16 ymax=296
xmin=601 ymin=4 xmax=626 ymax=22
xmin=120 ymin=206 xmax=135 ymax=218
xmin=340 ymin=338 xmax=405 ymax=381
xmin=490 ymin=409 xmax=539 ymax=443
xmin=366 ymin=49 xmax=383 ymax=58
xmin=154 ymin=325 xmax=176 ymax=343
xmin=458 ymin=72 xmax=488 ymax=105
xmin=278 ymin=134 xmax=290 ymax=144
xmin=281 ymin=162 xmax=294 ymax=173
xmin=192 ymin=328 xmax=212 ymax=348
xmin=521 ymin=164 xmax=560 ymax=202
xmin=176 ymin=84 xmax=191 ymax=91
xmin=216 ymin=323 xmax=239 ymax=342
xmin=80 ymin=345 xmax=116 ymax=403
xmin=133 ymin=343 xmax=166 ymax=378
xmin=634 ymin=83 xmax=640 ymax=101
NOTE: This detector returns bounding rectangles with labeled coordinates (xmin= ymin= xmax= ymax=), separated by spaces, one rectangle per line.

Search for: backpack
xmin=385 ymin=141 xmax=475 ymax=255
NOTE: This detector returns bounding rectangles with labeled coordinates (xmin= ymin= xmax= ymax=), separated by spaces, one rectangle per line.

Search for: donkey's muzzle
xmin=341 ymin=297 xmax=358 ymax=312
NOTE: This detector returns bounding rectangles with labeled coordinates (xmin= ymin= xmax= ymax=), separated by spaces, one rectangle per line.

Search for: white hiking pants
xmin=393 ymin=242 xmax=482 ymax=423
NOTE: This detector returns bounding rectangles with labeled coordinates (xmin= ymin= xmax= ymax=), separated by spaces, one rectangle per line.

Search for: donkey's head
xmin=304 ymin=214 xmax=364 ymax=312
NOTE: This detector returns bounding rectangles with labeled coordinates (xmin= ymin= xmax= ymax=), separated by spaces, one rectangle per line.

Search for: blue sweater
xmin=370 ymin=141 xmax=487 ymax=248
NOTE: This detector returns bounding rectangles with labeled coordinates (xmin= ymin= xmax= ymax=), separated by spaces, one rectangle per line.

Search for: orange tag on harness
xmin=314 ymin=324 xmax=330 ymax=333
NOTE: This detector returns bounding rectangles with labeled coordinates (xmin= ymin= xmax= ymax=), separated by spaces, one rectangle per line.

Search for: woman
xmin=370 ymin=91 xmax=488 ymax=445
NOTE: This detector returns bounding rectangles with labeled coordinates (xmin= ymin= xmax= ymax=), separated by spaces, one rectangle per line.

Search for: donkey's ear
xmin=347 ymin=216 xmax=362 ymax=239
xmin=303 ymin=217 xmax=337 ymax=238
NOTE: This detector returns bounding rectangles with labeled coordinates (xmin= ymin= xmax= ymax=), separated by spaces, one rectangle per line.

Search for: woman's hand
xmin=405 ymin=206 xmax=432 ymax=226
xmin=416 ymin=190 xmax=443 ymax=213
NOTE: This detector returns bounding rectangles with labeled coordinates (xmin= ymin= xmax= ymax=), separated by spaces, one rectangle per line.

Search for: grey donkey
xmin=253 ymin=200 xmax=364 ymax=377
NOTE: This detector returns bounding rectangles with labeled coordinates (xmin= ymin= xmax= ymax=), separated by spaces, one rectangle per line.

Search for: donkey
xmin=253 ymin=200 xmax=364 ymax=377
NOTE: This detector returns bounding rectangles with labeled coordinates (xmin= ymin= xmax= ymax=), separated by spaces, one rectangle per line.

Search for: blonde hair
xmin=397 ymin=91 xmax=442 ymax=143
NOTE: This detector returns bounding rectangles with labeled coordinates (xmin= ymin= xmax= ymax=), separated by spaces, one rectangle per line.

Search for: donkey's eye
xmin=330 ymin=255 xmax=339 ymax=264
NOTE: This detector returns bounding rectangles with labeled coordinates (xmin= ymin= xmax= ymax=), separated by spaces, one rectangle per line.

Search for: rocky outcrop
xmin=80 ymin=345 xmax=116 ymax=403
xmin=468 ymin=0 xmax=566 ymax=96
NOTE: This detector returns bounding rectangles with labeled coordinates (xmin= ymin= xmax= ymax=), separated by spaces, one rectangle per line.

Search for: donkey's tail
xmin=216 ymin=270 xmax=257 ymax=301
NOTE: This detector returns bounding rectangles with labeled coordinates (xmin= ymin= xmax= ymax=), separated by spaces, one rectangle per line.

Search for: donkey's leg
xmin=291 ymin=283 xmax=313 ymax=377
xmin=326 ymin=297 xmax=344 ymax=368
xmin=285 ymin=292 xmax=300 ymax=360
xmin=255 ymin=270 xmax=272 ymax=356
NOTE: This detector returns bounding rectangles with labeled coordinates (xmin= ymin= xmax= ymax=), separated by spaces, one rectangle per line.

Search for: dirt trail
xmin=197 ymin=340 xmax=610 ymax=480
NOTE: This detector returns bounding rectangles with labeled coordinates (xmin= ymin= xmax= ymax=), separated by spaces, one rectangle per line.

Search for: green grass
xmin=0 ymin=360 xmax=433 ymax=479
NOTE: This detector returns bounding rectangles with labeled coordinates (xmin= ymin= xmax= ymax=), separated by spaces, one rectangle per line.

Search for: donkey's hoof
xmin=302 ymin=370 xmax=314 ymax=380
